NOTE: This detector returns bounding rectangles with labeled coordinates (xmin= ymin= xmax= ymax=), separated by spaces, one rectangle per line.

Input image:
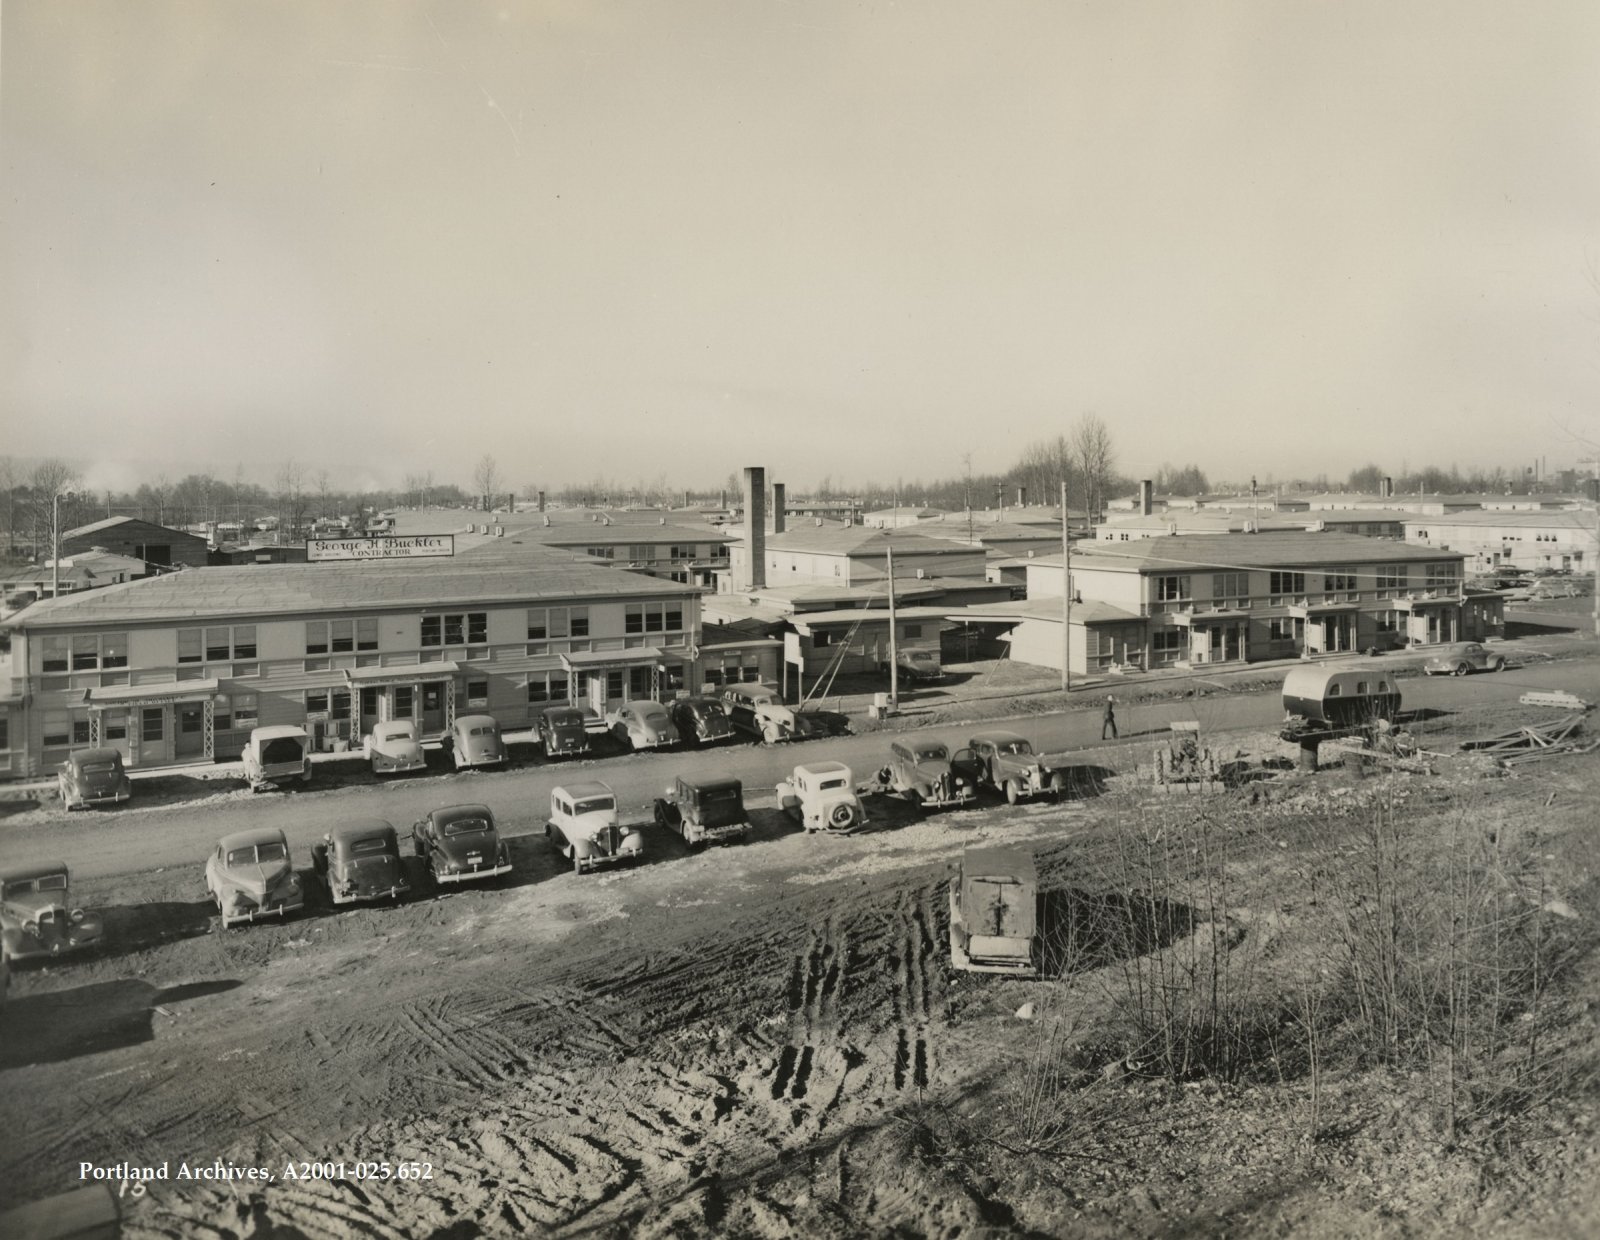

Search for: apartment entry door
xmin=175 ymin=703 xmax=206 ymax=757
xmin=421 ymin=684 xmax=446 ymax=734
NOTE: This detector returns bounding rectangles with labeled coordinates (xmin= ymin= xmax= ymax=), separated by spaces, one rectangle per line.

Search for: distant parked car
xmin=537 ymin=707 xmax=592 ymax=758
xmin=363 ymin=720 xmax=427 ymax=776
xmin=57 ymin=747 xmax=132 ymax=810
xmin=1530 ymin=579 xmax=1580 ymax=601
xmin=654 ymin=775 xmax=750 ymax=847
xmin=667 ymin=696 xmax=735 ymax=747
xmin=242 ymin=725 xmax=312 ymax=791
xmin=891 ymin=650 xmax=944 ymax=682
xmin=722 ymin=683 xmax=827 ymax=744
xmin=206 ymin=828 xmax=305 ymax=928
xmin=607 ymin=700 xmax=680 ymax=751
xmin=0 ymin=862 xmax=103 ymax=960
xmin=955 ymin=731 xmax=1071 ymax=804
xmin=312 ymin=819 xmax=411 ymax=905
xmin=1423 ymin=642 xmax=1505 ymax=676
xmin=411 ymin=805 xmax=512 ymax=885
xmin=547 ymin=781 xmax=643 ymax=873
xmin=880 ymin=738 xmax=977 ymax=808
xmin=446 ymin=714 xmax=506 ymax=770
xmin=948 ymin=847 xmax=1039 ymax=977
xmin=776 ymin=761 xmax=867 ymax=833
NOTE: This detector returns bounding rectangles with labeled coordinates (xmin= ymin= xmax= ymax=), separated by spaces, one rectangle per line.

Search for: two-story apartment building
xmin=1403 ymin=510 xmax=1596 ymax=573
xmin=460 ymin=517 xmax=732 ymax=586
xmin=723 ymin=526 xmax=984 ymax=590
xmin=0 ymin=559 xmax=702 ymax=777
xmin=961 ymin=533 xmax=1493 ymax=676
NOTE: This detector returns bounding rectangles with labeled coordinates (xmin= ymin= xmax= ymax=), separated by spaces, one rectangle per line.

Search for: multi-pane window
xmin=1269 ymin=571 xmax=1306 ymax=597
xmin=1424 ymin=563 xmax=1459 ymax=590
xmin=1269 ymin=617 xmax=1300 ymax=641
xmin=1212 ymin=572 xmax=1248 ymax=601
xmin=669 ymin=545 xmax=696 ymax=561
xmin=1151 ymin=630 xmax=1182 ymax=657
xmin=467 ymin=679 xmax=489 ymax=707
xmin=305 ymin=689 xmax=352 ymax=719
xmin=584 ymin=546 xmax=616 ymax=559
xmin=141 ymin=708 xmax=164 ymax=743
xmin=393 ymin=687 xmax=414 ymax=717
xmin=628 ymin=666 xmax=651 ymax=697
xmin=1323 ymin=568 xmax=1358 ymax=593
xmin=606 ymin=670 xmax=624 ymax=699
xmin=357 ymin=618 xmax=378 ymax=651
xmin=73 ymin=634 xmax=99 ymax=670
xmin=527 ymin=674 xmax=555 ymax=703
xmin=232 ymin=694 xmax=258 ymax=727
xmin=422 ymin=612 xmax=488 ymax=647
xmin=1154 ymin=575 xmax=1190 ymax=602
xmin=42 ymin=636 xmax=69 ymax=673
xmin=103 ymin=711 xmax=128 ymax=741
xmin=528 ymin=606 xmax=590 ymax=641
xmin=178 ymin=629 xmax=203 ymax=663
xmin=1375 ymin=566 xmax=1407 ymax=593
xmin=625 ymin=602 xmax=685 ymax=634
xmin=306 ymin=622 xmax=330 ymax=655
xmin=0 ymin=717 xmax=8 ymax=750
xmin=330 ymin=620 xmax=354 ymax=653
xmin=1375 ymin=611 xmax=1401 ymax=633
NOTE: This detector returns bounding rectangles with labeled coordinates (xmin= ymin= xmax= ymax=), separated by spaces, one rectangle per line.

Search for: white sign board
xmin=308 ymin=535 xmax=455 ymax=562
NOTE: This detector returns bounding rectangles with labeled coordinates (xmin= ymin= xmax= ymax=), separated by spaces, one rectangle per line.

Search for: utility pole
xmin=51 ymin=488 xmax=75 ymax=599
xmin=1061 ymin=480 xmax=1072 ymax=692
xmin=1593 ymin=498 xmax=1599 ymax=637
xmin=886 ymin=543 xmax=900 ymax=709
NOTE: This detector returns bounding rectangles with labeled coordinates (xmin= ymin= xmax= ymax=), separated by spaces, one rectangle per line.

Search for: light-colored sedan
xmin=1423 ymin=642 xmax=1505 ymax=676
xmin=607 ymin=701 xmax=680 ymax=751
xmin=206 ymin=828 xmax=305 ymax=928
xmin=446 ymin=714 xmax=506 ymax=771
xmin=363 ymin=720 xmax=427 ymax=776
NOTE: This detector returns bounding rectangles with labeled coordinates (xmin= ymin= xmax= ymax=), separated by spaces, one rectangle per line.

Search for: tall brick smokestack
xmin=1139 ymin=479 xmax=1153 ymax=516
xmin=744 ymin=467 xmax=766 ymax=590
xmin=1380 ymin=476 xmax=1392 ymax=499
xmin=772 ymin=483 xmax=786 ymax=534
xmin=1017 ymin=486 xmax=1027 ymax=507
xmin=537 ymin=490 xmax=546 ymax=512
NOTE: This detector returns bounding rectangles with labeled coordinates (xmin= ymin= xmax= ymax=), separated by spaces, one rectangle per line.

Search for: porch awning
xmin=1288 ymin=601 xmax=1363 ymax=617
xmin=1170 ymin=608 xmax=1251 ymax=627
xmin=1392 ymin=594 xmax=1462 ymax=612
xmin=344 ymin=661 xmax=462 ymax=687
xmin=87 ymin=678 xmax=220 ymax=707
xmin=560 ymin=646 xmax=667 ymax=670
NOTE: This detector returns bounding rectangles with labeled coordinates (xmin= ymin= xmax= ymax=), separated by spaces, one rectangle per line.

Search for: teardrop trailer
xmin=1279 ymin=665 xmax=1403 ymax=771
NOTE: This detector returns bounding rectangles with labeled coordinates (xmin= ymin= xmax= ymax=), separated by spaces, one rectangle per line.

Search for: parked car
xmin=653 ymin=775 xmax=750 ymax=847
xmin=607 ymin=700 xmax=680 ymax=751
xmin=948 ymin=847 xmax=1039 ymax=977
xmin=776 ymin=761 xmax=867 ymax=833
xmin=667 ymin=696 xmax=736 ymax=747
xmin=892 ymin=649 xmax=944 ymax=682
xmin=57 ymin=747 xmax=132 ymax=810
xmin=537 ymin=706 xmax=592 ymax=758
xmin=411 ymin=805 xmax=512 ymax=885
xmin=1423 ymin=642 xmax=1506 ymax=676
xmin=1530 ymin=579 xmax=1581 ymax=601
xmin=880 ymin=738 xmax=977 ymax=808
xmin=363 ymin=720 xmax=427 ymax=776
xmin=446 ymin=714 xmax=506 ymax=770
xmin=547 ymin=781 xmax=643 ymax=873
xmin=312 ymin=819 xmax=411 ymax=905
xmin=722 ymin=683 xmax=826 ymax=744
xmin=955 ymin=731 xmax=1071 ymax=804
xmin=205 ymin=828 xmax=305 ymax=928
xmin=242 ymin=725 xmax=312 ymax=791
xmin=0 ymin=862 xmax=104 ymax=960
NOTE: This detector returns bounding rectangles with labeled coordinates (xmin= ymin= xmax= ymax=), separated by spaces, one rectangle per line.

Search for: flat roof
xmin=5 ymin=558 xmax=700 ymax=629
xmin=1402 ymin=510 xmax=1595 ymax=529
xmin=1028 ymin=532 xmax=1461 ymax=573
xmin=761 ymin=527 xmax=976 ymax=556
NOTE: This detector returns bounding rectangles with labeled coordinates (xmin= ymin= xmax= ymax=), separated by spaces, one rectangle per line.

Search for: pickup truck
xmin=879 ymin=738 xmax=977 ymax=808
xmin=776 ymin=761 xmax=867 ymax=833
xmin=956 ymin=731 xmax=1071 ymax=804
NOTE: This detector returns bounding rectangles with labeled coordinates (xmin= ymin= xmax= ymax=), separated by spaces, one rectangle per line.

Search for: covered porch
xmin=1171 ymin=607 xmax=1251 ymax=665
xmin=559 ymin=647 xmax=692 ymax=720
xmin=344 ymin=661 xmax=461 ymax=742
xmin=1289 ymin=601 xmax=1362 ymax=655
xmin=85 ymin=678 xmax=221 ymax=769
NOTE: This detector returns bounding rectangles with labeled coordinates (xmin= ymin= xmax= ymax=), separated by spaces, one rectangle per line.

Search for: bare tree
xmin=28 ymin=459 xmax=83 ymax=558
xmin=0 ymin=456 xmax=17 ymax=553
xmin=471 ymin=454 xmax=501 ymax=510
xmin=316 ymin=469 xmax=331 ymax=518
xmin=1071 ymin=413 xmax=1116 ymax=520
xmin=275 ymin=460 xmax=308 ymax=538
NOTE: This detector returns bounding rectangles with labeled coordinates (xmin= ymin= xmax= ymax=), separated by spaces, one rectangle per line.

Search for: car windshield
xmin=378 ymin=726 xmax=411 ymax=741
xmin=998 ymin=740 xmax=1033 ymax=756
xmin=79 ymin=761 xmax=117 ymax=775
xmin=699 ymin=786 xmax=740 ymax=803
xmin=443 ymin=818 xmax=491 ymax=836
xmin=470 ymin=727 xmax=492 ymax=737
xmin=819 ymin=777 xmax=846 ymax=790
xmin=911 ymin=744 xmax=949 ymax=761
xmin=4 ymin=874 xmax=67 ymax=897
xmin=349 ymin=836 xmax=390 ymax=855
xmin=228 ymin=842 xmax=286 ymax=866
xmin=548 ymin=713 xmax=581 ymax=728
xmin=573 ymin=796 xmax=614 ymax=815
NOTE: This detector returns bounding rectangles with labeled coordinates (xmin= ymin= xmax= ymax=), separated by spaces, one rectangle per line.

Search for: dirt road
xmin=5 ymin=659 xmax=1591 ymax=881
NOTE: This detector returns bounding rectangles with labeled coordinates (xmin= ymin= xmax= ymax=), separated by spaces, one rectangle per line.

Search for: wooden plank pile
xmin=1459 ymin=714 xmax=1598 ymax=766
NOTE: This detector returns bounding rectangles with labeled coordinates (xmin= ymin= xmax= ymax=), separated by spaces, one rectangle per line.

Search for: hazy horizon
xmin=5 ymin=1 xmax=1599 ymax=491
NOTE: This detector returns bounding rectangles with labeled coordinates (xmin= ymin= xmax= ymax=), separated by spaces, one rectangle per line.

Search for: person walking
xmin=1101 ymin=695 xmax=1118 ymax=740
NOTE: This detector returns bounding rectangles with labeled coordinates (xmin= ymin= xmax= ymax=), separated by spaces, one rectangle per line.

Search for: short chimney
xmin=1017 ymin=485 xmax=1027 ymax=507
xmin=1139 ymin=479 xmax=1154 ymax=516
xmin=537 ymin=490 xmax=546 ymax=512
xmin=772 ymin=483 xmax=786 ymax=534
xmin=744 ymin=466 xmax=766 ymax=590
xmin=1380 ymin=476 xmax=1392 ymax=499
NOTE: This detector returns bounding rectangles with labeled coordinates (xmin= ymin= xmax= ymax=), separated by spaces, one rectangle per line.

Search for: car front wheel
xmin=1005 ymin=779 xmax=1022 ymax=805
xmin=1454 ymin=663 xmax=1470 ymax=676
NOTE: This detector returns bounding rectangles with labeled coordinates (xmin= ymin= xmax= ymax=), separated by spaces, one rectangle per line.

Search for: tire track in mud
xmin=891 ymin=887 xmax=940 ymax=1092
xmin=771 ymin=916 xmax=846 ymax=1103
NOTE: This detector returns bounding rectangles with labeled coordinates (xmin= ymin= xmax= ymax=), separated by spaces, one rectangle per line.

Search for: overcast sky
xmin=3 ymin=0 xmax=1598 ymax=494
